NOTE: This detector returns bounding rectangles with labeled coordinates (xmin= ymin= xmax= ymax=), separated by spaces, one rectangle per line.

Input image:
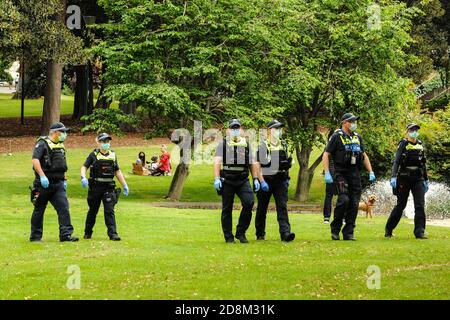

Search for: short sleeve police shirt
xmin=32 ymin=140 xmax=47 ymax=160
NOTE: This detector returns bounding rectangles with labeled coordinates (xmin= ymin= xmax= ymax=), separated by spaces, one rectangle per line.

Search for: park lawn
xmin=0 ymin=93 xmax=74 ymax=117
xmin=0 ymin=200 xmax=449 ymax=299
xmin=0 ymin=147 xmax=449 ymax=299
xmin=0 ymin=93 xmax=120 ymax=118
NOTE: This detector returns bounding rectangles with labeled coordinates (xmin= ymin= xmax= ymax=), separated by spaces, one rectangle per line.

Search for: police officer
xmin=213 ymin=119 xmax=263 ymax=243
xmin=255 ymin=120 xmax=295 ymax=242
xmin=30 ymin=122 xmax=78 ymax=242
xmin=385 ymin=124 xmax=429 ymax=239
xmin=80 ymin=133 xmax=129 ymax=241
xmin=322 ymin=113 xmax=376 ymax=240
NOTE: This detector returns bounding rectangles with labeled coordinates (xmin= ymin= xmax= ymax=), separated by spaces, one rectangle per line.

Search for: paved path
xmin=147 ymin=201 xmax=323 ymax=213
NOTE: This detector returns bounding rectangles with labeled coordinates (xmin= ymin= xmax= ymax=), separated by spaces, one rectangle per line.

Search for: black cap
xmin=228 ymin=119 xmax=241 ymax=129
xmin=341 ymin=113 xmax=359 ymax=122
xmin=97 ymin=133 xmax=112 ymax=142
xmin=49 ymin=122 xmax=70 ymax=132
xmin=406 ymin=123 xmax=420 ymax=131
xmin=267 ymin=120 xmax=284 ymax=129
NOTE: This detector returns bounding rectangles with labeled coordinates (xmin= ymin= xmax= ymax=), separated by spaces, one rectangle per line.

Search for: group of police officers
xmin=30 ymin=112 xmax=430 ymax=242
xmin=30 ymin=122 xmax=129 ymax=242
xmin=213 ymin=113 xmax=430 ymax=243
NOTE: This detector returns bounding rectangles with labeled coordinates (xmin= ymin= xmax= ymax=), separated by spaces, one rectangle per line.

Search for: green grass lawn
xmin=0 ymin=93 xmax=74 ymax=117
xmin=0 ymin=147 xmax=449 ymax=299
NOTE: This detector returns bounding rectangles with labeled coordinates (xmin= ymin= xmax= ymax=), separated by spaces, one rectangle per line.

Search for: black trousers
xmin=385 ymin=176 xmax=426 ymax=236
xmin=330 ymin=170 xmax=362 ymax=238
xmin=323 ymin=183 xmax=334 ymax=219
xmin=85 ymin=183 xmax=118 ymax=237
xmin=221 ymin=179 xmax=254 ymax=240
xmin=30 ymin=180 xmax=74 ymax=240
xmin=255 ymin=177 xmax=291 ymax=238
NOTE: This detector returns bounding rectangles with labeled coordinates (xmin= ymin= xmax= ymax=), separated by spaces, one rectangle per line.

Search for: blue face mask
xmin=59 ymin=132 xmax=67 ymax=142
xmin=408 ymin=131 xmax=419 ymax=139
xmin=101 ymin=143 xmax=111 ymax=150
xmin=349 ymin=123 xmax=357 ymax=132
xmin=230 ymin=129 xmax=240 ymax=138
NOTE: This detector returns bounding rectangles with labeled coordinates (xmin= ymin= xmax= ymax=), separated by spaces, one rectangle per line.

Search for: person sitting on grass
xmin=149 ymin=156 xmax=159 ymax=174
xmin=151 ymin=144 xmax=171 ymax=176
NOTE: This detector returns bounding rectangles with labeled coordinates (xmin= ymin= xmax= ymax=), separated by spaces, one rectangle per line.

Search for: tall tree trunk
xmin=87 ymin=60 xmax=94 ymax=115
xmin=72 ymin=64 xmax=88 ymax=120
xmin=40 ymin=0 xmax=66 ymax=134
xmin=41 ymin=60 xmax=63 ymax=135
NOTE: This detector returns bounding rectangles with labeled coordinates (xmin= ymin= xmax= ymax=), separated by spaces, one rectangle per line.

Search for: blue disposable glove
xmin=81 ymin=177 xmax=89 ymax=188
xmin=123 ymin=184 xmax=129 ymax=197
xmin=261 ymin=180 xmax=269 ymax=192
xmin=390 ymin=177 xmax=397 ymax=189
xmin=40 ymin=176 xmax=49 ymax=189
xmin=324 ymin=172 xmax=333 ymax=184
xmin=286 ymin=178 xmax=290 ymax=187
xmin=423 ymin=180 xmax=429 ymax=193
xmin=369 ymin=172 xmax=376 ymax=182
xmin=63 ymin=180 xmax=68 ymax=190
xmin=253 ymin=178 xmax=261 ymax=192
xmin=214 ymin=177 xmax=222 ymax=191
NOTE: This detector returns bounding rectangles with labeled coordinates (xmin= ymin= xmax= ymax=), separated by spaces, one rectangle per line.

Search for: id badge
xmin=351 ymin=155 xmax=356 ymax=165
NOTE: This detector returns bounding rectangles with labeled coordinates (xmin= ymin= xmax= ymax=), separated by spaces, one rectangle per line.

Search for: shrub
xmin=81 ymin=108 xmax=140 ymax=137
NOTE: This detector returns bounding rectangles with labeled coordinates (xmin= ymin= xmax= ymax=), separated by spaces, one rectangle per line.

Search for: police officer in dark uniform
xmin=80 ymin=133 xmax=129 ymax=241
xmin=30 ymin=122 xmax=78 ymax=242
xmin=322 ymin=113 xmax=376 ymax=240
xmin=255 ymin=120 xmax=295 ymax=242
xmin=213 ymin=119 xmax=263 ymax=243
xmin=385 ymin=123 xmax=429 ymax=239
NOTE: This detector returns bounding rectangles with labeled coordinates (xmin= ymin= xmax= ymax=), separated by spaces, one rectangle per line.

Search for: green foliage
xmin=425 ymin=93 xmax=450 ymax=110
xmin=81 ymin=108 xmax=140 ymax=137
xmin=399 ymin=0 xmax=447 ymax=83
xmin=414 ymin=74 xmax=446 ymax=96
xmin=0 ymin=0 xmax=85 ymax=65
xmin=419 ymin=105 xmax=450 ymax=184
xmin=0 ymin=59 xmax=12 ymax=82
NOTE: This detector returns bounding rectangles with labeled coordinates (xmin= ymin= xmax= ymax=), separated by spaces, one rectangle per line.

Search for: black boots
xmin=281 ymin=233 xmax=295 ymax=242
xmin=60 ymin=236 xmax=79 ymax=242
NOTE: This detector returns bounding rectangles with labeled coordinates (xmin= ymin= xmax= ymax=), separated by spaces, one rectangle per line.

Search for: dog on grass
xmin=358 ymin=195 xmax=377 ymax=218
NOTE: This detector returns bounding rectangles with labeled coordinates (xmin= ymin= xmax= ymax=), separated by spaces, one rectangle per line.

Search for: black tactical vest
xmin=332 ymin=130 xmax=363 ymax=170
xmin=36 ymin=137 xmax=68 ymax=180
xmin=90 ymin=149 xmax=116 ymax=182
xmin=221 ymin=138 xmax=250 ymax=180
xmin=399 ymin=139 xmax=426 ymax=170
xmin=259 ymin=140 xmax=292 ymax=175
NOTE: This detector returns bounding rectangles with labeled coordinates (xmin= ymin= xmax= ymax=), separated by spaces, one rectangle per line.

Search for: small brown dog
xmin=358 ymin=195 xmax=377 ymax=218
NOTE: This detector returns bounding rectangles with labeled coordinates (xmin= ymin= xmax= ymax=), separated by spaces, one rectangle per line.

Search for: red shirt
xmin=159 ymin=152 xmax=171 ymax=171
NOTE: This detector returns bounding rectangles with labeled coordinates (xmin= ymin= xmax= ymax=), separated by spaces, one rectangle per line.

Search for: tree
xmin=223 ymin=0 xmax=418 ymax=201
xmin=1 ymin=0 xmax=84 ymax=133
xmin=94 ymin=0 xmax=261 ymax=200
xmin=399 ymin=0 xmax=447 ymax=83
xmin=94 ymin=0 xmax=420 ymax=202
